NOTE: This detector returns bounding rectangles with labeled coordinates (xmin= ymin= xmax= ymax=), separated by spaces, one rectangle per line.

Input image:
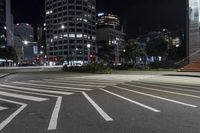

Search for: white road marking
xmin=123 ymin=83 xmax=200 ymax=99
xmin=0 ymin=91 xmax=48 ymax=102
xmin=54 ymin=78 xmax=117 ymax=86
xmin=0 ymin=84 xmax=74 ymax=95
xmin=101 ymin=89 xmax=160 ymax=112
xmin=82 ymin=92 xmax=113 ymax=121
xmin=0 ymin=86 xmax=63 ymax=131
xmin=0 ymin=106 xmax=8 ymax=111
xmin=14 ymin=81 xmax=92 ymax=91
xmin=144 ymin=82 xmax=200 ymax=90
xmin=31 ymin=80 xmax=106 ymax=88
xmin=113 ymin=86 xmax=197 ymax=108
xmin=137 ymin=82 xmax=200 ymax=94
xmin=48 ymin=96 xmax=62 ymax=130
xmin=0 ymin=98 xmax=27 ymax=131
xmin=56 ymin=78 xmax=123 ymax=83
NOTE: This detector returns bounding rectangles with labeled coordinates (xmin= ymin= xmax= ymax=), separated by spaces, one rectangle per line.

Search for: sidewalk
xmin=75 ymin=71 xmax=200 ymax=86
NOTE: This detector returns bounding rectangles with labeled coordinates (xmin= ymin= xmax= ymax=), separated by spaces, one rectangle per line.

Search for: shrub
xmin=62 ymin=62 xmax=113 ymax=74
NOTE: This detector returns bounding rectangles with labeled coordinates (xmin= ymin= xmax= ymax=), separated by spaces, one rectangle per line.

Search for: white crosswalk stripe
xmin=53 ymin=78 xmax=117 ymax=86
xmin=14 ymin=81 xmax=93 ymax=91
xmin=113 ymin=86 xmax=197 ymax=108
xmin=0 ymin=98 xmax=27 ymax=131
xmin=0 ymin=106 xmax=8 ymax=111
xmin=0 ymin=84 xmax=74 ymax=95
xmin=30 ymin=80 xmax=106 ymax=88
xmin=0 ymin=91 xmax=49 ymax=102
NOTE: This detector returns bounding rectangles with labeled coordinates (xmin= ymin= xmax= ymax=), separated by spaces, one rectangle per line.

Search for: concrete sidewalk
xmin=74 ymin=71 xmax=200 ymax=86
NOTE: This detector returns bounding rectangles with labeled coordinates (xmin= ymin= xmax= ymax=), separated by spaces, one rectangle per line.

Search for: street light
xmin=23 ymin=40 xmax=29 ymax=45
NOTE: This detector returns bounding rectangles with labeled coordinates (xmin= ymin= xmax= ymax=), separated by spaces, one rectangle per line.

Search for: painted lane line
xmin=0 ymin=98 xmax=27 ymax=131
xmin=54 ymin=78 xmax=117 ymax=86
xmin=31 ymin=80 xmax=106 ymax=88
xmin=56 ymin=78 xmax=123 ymax=84
xmin=113 ymin=86 xmax=197 ymax=108
xmin=143 ymin=82 xmax=200 ymax=90
xmin=123 ymin=83 xmax=200 ymax=99
xmin=8 ymin=82 xmax=82 ymax=93
xmin=15 ymin=81 xmax=92 ymax=91
xmin=101 ymin=89 xmax=160 ymax=112
xmin=0 ymin=106 xmax=8 ymax=111
xmin=82 ymin=92 xmax=113 ymax=121
xmin=48 ymin=96 xmax=62 ymax=130
xmin=136 ymin=82 xmax=200 ymax=94
xmin=0 ymin=91 xmax=48 ymax=102
xmin=0 ymin=84 xmax=74 ymax=95
xmin=0 ymin=87 xmax=62 ymax=131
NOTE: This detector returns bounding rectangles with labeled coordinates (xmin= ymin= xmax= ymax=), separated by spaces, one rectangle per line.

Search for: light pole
xmin=87 ymin=44 xmax=91 ymax=63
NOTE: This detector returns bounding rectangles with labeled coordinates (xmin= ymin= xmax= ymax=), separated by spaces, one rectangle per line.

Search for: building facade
xmin=97 ymin=13 xmax=120 ymax=30
xmin=14 ymin=23 xmax=36 ymax=64
xmin=14 ymin=23 xmax=34 ymax=41
xmin=45 ymin=0 xmax=96 ymax=63
xmin=188 ymin=0 xmax=200 ymax=62
xmin=0 ymin=0 xmax=6 ymax=48
xmin=96 ymin=13 xmax=125 ymax=64
xmin=0 ymin=0 xmax=13 ymax=48
xmin=97 ymin=27 xmax=125 ymax=64
xmin=5 ymin=0 xmax=14 ymax=47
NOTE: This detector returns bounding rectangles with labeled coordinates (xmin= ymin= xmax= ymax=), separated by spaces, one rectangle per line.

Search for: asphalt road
xmin=0 ymin=72 xmax=200 ymax=133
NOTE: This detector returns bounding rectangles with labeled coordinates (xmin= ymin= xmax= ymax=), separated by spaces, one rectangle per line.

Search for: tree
xmin=121 ymin=40 xmax=145 ymax=64
xmin=146 ymin=37 xmax=168 ymax=60
xmin=98 ymin=42 xmax=114 ymax=64
xmin=0 ymin=46 xmax=17 ymax=61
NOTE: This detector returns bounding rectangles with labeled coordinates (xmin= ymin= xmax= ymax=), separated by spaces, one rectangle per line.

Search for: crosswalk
xmin=0 ymin=77 xmax=120 ymax=132
xmin=1 ymin=77 xmax=200 ymax=132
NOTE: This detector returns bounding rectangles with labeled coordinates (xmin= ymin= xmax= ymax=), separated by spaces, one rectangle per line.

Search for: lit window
xmin=77 ymin=34 xmax=83 ymax=38
xmin=69 ymin=34 xmax=75 ymax=38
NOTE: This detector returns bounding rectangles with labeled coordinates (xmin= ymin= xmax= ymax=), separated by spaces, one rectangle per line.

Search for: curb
xmin=0 ymin=73 xmax=11 ymax=79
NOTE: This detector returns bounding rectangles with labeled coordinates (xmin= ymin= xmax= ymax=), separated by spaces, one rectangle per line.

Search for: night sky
xmin=11 ymin=0 xmax=186 ymax=38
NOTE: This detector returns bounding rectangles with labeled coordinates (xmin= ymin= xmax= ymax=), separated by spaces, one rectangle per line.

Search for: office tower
xmin=97 ymin=13 xmax=120 ymax=30
xmin=14 ymin=23 xmax=35 ymax=64
xmin=45 ymin=0 xmax=96 ymax=63
xmin=0 ymin=0 xmax=6 ymax=48
xmin=96 ymin=13 xmax=125 ymax=65
xmin=188 ymin=0 xmax=200 ymax=62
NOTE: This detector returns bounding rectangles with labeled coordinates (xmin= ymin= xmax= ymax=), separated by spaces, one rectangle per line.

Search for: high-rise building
xmin=45 ymin=0 xmax=96 ymax=63
xmin=97 ymin=13 xmax=120 ymax=30
xmin=14 ymin=23 xmax=34 ymax=42
xmin=36 ymin=24 xmax=46 ymax=64
xmin=5 ymin=0 xmax=14 ymax=47
xmin=0 ymin=0 xmax=6 ymax=48
xmin=96 ymin=13 xmax=125 ymax=64
xmin=0 ymin=0 xmax=13 ymax=48
xmin=14 ymin=23 xmax=36 ymax=64
xmin=188 ymin=0 xmax=200 ymax=62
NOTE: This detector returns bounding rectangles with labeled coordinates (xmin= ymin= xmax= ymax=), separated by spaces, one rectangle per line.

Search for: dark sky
xmin=11 ymin=0 xmax=186 ymax=38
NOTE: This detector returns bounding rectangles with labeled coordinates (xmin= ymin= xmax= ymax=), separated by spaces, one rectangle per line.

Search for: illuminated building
xmin=45 ymin=0 xmax=96 ymax=63
xmin=96 ymin=13 xmax=125 ymax=64
xmin=97 ymin=13 xmax=120 ymax=30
